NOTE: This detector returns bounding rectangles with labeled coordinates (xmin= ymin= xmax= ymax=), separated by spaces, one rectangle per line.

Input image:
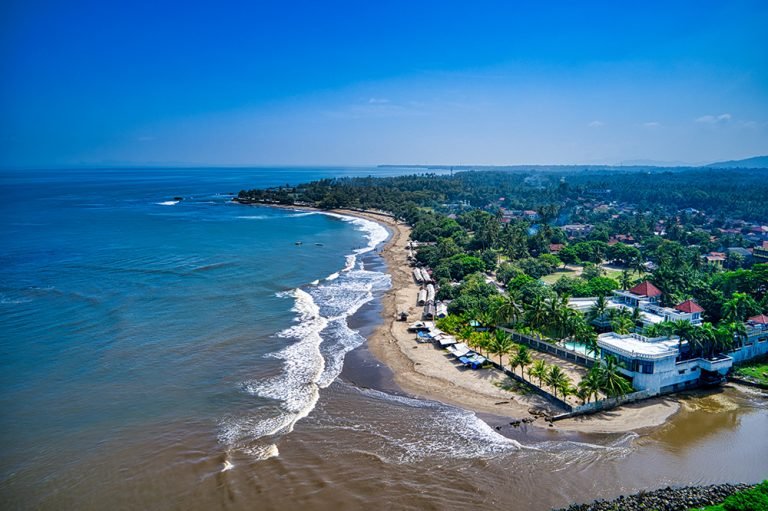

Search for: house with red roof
xmin=606 ymin=283 xmax=706 ymax=327
xmin=613 ymin=281 xmax=663 ymax=308
xmin=672 ymin=299 xmax=704 ymax=325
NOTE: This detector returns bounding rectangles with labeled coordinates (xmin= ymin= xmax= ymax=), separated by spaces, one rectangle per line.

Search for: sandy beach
xmin=331 ymin=208 xmax=682 ymax=435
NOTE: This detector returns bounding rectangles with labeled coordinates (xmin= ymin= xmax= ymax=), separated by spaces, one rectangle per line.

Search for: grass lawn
xmin=541 ymin=267 xmax=579 ymax=284
xmin=540 ymin=265 xmax=643 ymax=285
xmin=735 ymin=361 xmax=768 ymax=386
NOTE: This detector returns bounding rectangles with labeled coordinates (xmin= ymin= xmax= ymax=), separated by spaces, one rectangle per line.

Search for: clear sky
xmin=1 ymin=0 xmax=767 ymax=167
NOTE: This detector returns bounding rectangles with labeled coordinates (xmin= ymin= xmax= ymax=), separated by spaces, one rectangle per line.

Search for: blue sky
xmin=1 ymin=0 xmax=767 ymax=166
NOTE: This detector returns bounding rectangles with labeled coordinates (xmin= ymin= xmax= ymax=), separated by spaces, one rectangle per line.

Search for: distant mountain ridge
xmin=617 ymin=159 xmax=700 ymax=167
xmin=704 ymin=155 xmax=768 ymax=168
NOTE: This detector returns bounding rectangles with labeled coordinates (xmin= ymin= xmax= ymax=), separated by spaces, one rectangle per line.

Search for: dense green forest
xmin=239 ymin=168 xmax=768 ymax=221
xmin=238 ymin=167 xmax=768 ymax=366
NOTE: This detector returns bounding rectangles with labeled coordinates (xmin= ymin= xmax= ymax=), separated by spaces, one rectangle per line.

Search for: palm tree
xmin=587 ymin=295 xmax=608 ymax=324
xmin=487 ymin=329 xmax=514 ymax=367
xmin=529 ymin=359 xmax=548 ymax=387
xmin=728 ymin=321 xmax=748 ymax=349
xmin=722 ymin=292 xmax=760 ymax=323
xmin=713 ymin=324 xmax=735 ymax=357
xmin=671 ymin=319 xmax=695 ymax=358
xmin=697 ymin=322 xmax=717 ymax=358
xmin=599 ymin=356 xmax=633 ymax=397
xmin=494 ymin=293 xmax=522 ymax=326
xmin=630 ymin=256 xmax=646 ymax=276
xmin=574 ymin=321 xmax=599 ymax=358
xmin=513 ymin=345 xmax=533 ymax=380
xmin=575 ymin=385 xmax=591 ymax=405
xmin=475 ymin=331 xmax=493 ymax=357
xmin=546 ymin=365 xmax=568 ymax=398
xmin=578 ymin=367 xmax=602 ymax=403
xmin=557 ymin=378 xmax=575 ymax=402
xmin=547 ymin=293 xmax=577 ymax=339
xmin=620 ymin=269 xmax=633 ymax=291
xmin=459 ymin=325 xmax=475 ymax=348
xmin=525 ymin=295 xmax=548 ymax=333
xmin=611 ymin=313 xmax=635 ymax=335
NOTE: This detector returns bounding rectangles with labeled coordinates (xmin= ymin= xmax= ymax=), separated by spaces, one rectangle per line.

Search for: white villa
xmin=570 ymin=281 xmax=704 ymax=328
xmin=597 ymin=332 xmax=733 ymax=394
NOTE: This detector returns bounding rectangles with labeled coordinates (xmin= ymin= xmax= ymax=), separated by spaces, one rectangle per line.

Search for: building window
xmin=678 ymin=369 xmax=686 ymax=375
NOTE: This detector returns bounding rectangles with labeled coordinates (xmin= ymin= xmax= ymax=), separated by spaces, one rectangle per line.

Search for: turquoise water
xmin=0 ymin=167 xmax=395 ymax=484
xmin=561 ymin=341 xmax=592 ymax=356
xmin=2 ymin=168 xmax=767 ymax=511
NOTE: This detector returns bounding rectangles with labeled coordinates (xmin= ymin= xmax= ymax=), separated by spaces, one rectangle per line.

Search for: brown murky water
xmin=4 ymin=376 xmax=765 ymax=511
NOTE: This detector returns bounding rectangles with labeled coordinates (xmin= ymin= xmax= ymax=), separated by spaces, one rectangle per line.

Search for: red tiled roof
xmin=629 ymin=281 xmax=663 ymax=297
xmin=675 ymin=300 xmax=704 ymax=314
xmin=549 ymin=243 xmax=564 ymax=253
xmin=748 ymin=314 xmax=768 ymax=324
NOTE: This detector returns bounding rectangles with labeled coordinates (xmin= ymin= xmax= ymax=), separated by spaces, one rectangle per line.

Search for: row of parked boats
xmin=412 ymin=267 xmax=433 ymax=284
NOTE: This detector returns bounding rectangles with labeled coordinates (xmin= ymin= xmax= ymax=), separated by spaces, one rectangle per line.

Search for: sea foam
xmin=220 ymin=213 xmax=391 ymax=461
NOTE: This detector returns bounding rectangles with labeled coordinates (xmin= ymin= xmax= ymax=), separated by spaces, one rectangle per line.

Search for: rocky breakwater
xmin=554 ymin=483 xmax=755 ymax=511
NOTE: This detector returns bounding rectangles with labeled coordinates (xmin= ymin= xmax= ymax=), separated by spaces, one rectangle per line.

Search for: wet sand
xmin=333 ymin=208 xmax=682 ymax=435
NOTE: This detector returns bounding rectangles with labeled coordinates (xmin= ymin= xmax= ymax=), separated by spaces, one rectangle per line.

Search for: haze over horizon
xmin=2 ymin=1 xmax=767 ymax=167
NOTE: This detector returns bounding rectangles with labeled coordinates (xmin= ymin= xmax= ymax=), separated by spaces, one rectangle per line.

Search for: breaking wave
xmin=218 ymin=214 xmax=391 ymax=460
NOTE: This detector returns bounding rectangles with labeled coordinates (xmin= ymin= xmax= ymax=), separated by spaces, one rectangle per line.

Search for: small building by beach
xmin=597 ymin=332 xmax=733 ymax=394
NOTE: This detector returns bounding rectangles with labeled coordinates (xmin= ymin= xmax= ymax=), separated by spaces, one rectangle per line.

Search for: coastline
xmin=241 ymin=201 xmax=682 ymax=435
xmin=333 ymin=208 xmax=682 ymax=435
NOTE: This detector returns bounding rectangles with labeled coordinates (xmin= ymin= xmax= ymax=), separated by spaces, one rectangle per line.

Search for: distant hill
xmin=704 ymin=155 xmax=768 ymax=168
xmin=616 ymin=159 xmax=699 ymax=167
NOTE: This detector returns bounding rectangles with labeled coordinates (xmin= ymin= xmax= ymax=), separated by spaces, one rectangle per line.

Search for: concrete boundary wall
xmin=487 ymin=360 xmax=573 ymax=412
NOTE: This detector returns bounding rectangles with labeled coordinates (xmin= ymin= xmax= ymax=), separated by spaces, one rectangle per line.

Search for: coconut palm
xmin=728 ymin=321 xmax=749 ymax=349
xmin=513 ymin=345 xmax=533 ymax=380
xmin=696 ymin=322 xmax=717 ymax=358
xmin=524 ymin=295 xmax=548 ymax=333
xmin=599 ymin=356 xmax=633 ymax=397
xmin=494 ymin=293 xmax=523 ymax=326
xmin=578 ymin=367 xmax=602 ymax=403
xmin=459 ymin=325 xmax=475 ymax=347
xmin=670 ymin=319 xmax=695 ymax=358
xmin=611 ymin=313 xmax=635 ymax=335
xmin=620 ymin=269 xmax=633 ymax=291
xmin=587 ymin=295 xmax=609 ymax=323
xmin=713 ymin=324 xmax=735 ymax=357
xmin=475 ymin=331 xmax=493 ymax=357
xmin=557 ymin=379 xmax=575 ymax=402
xmin=529 ymin=359 xmax=548 ymax=387
xmin=630 ymin=256 xmax=646 ymax=276
xmin=575 ymin=385 xmax=591 ymax=405
xmin=722 ymin=292 xmax=761 ymax=323
xmin=545 ymin=365 xmax=569 ymax=398
xmin=487 ymin=329 xmax=514 ymax=367
xmin=574 ymin=321 xmax=599 ymax=358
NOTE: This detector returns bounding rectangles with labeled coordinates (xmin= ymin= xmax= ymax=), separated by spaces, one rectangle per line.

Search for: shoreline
xmin=238 ymin=201 xmax=683 ymax=435
xmin=330 ymin=208 xmax=683 ymax=434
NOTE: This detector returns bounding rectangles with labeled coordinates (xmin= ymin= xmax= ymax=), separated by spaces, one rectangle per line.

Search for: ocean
xmin=1 ymin=168 xmax=766 ymax=511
